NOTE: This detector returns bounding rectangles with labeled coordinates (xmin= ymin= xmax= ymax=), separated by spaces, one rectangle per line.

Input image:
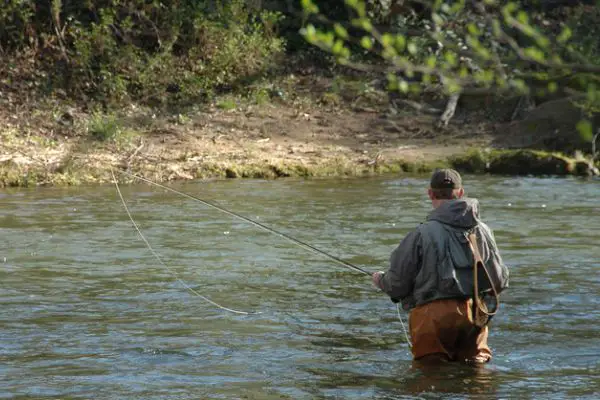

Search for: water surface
xmin=1 ymin=175 xmax=599 ymax=399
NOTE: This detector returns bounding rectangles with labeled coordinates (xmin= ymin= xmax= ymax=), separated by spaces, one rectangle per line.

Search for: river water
xmin=1 ymin=175 xmax=598 ymax=399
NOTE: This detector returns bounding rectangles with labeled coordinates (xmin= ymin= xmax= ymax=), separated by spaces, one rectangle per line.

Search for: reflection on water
xmin=0 ymin=175 xmax=599 ymax=399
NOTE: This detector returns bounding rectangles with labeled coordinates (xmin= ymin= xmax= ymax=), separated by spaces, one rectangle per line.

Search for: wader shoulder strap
xmin=467 ymin=232 xmax=500 ymax=327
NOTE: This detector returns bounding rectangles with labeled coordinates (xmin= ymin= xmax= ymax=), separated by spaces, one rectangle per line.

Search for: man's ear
xmin=427 ymin=188 xmax=434 ymax=200
xmin=457 ymin=187 xmax=465 ymax=198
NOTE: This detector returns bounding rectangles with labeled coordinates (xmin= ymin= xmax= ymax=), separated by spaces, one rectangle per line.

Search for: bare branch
xmin=593 ymin=129 xmax=600 ymax=161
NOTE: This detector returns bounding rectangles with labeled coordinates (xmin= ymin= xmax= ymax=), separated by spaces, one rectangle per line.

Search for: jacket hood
xmin=427 ymin=197 xmax=481 ymax=228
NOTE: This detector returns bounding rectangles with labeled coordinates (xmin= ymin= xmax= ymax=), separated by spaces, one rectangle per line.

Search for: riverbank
xmin=2 ymin=1 xmax=599 ymax=188
xmin=1 ymin=76 xmax=598 ymax=188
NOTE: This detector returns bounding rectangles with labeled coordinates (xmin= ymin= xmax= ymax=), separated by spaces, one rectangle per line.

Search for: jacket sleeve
xmin=380 ymin=229 xmax=423 ymax=302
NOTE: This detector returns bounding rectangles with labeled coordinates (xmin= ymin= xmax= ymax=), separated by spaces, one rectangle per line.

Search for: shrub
xmin=88 ymin=112 xmax=121 ymax=141
xmin=0 ymin=0 xmax=285 ymax=108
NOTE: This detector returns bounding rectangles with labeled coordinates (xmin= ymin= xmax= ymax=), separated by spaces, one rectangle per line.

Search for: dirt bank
xmin=0 ymin=76 xmax=597 ymax=187
xmin=0 ymin=98 xmax=486 ymax=186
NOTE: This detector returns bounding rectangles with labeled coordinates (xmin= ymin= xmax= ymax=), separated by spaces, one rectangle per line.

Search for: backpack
xmin=436 ymin=223 xmax=506 ymax=328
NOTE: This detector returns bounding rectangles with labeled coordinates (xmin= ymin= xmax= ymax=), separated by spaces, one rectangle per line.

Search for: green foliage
xmin=301 ymin=1 xmax=600 ymax=101
xmin=0 ymin=0 xmax=285 ymax=107
xmin=216 ymin=97 xmax=238 ymax=111
xmin=300 ymin=1 xmax=600 ymax=153
xmin=88 ymin=112 xmax=121 ymax=141
xmin=576 ymin=119 xmax=594 ymax=143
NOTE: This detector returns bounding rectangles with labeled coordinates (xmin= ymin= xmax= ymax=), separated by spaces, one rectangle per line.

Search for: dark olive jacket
xmin=380 ymin=198 xmax=509 ymax=311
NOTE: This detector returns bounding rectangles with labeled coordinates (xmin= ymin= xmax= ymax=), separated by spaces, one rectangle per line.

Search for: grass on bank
xmin=2 ymin=144 xmax=598 ymax=188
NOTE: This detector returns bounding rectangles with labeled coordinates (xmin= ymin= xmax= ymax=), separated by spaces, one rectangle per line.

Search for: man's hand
xmin=372 ymin=271 xmax=385 ymax=290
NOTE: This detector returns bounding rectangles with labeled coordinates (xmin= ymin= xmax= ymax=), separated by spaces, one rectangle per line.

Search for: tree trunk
xmin=437 ymin=93 xmax=460 ymax=127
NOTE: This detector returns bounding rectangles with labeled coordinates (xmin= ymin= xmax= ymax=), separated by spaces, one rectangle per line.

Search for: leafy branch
xmin=300 ymin=0 xmax=600 ymax=151
xmin=300 ymin=0 xmax=600 ymax=98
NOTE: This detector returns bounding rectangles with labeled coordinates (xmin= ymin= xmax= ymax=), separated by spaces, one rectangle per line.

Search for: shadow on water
xmin=300 ymin=361 xmax=505 ymax=399
xmin=287 ymin=312 xmax=506 ymax=398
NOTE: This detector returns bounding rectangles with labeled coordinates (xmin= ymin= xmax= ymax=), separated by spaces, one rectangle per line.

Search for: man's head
xmin=428 ymin=168 xmax=464 ymax=206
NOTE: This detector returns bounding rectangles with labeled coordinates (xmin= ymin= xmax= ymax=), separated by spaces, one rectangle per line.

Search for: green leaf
xmin=395 ymin=35 xmax=406 ymax=52
xmin=512 ymin=79 xmax=528 ymax=93
xmin=491 ymin=19 xmax=502 ymax=37
xmin=381 ymin=33 xmax=394 ymax=48
xmin=444 ymin=51 xmax=457 ymax=67
xmin=536 ymin=36 xmax=550 ymax=49
xmin=517 ymin=11 xmax=529 ymax=24
xmin=524 ymin=47 xmax=546 ymax=63
xmin=410 ymin=83 xmax=421 ymax=95
xmin=587 ymin=85 xmax=599 ymax=104
xmin=356 ymin=1 xmax=367 ymax=17
xmin=551 ymin=54 xmax=563 ymax=64
xmin=450 ymin=0 xmax=465 ymax=14
xmin=502 ymin=2 xmax=519 ymax=16
xmin=399 ymin=80 xmax=409 ymax=93
xmin=360 ymin=36 xmax=373 ymax=50
xmin=334 ymin=23 xmax=348 ymax=40
xmin=576 ymin=119 xmax=594 ymax=142
xmin=475 ymin=46 xmax=491 ymax=60
xmin=360 ymin=18 xmax=373 ymax=32
xmin=382 ymin=47 xmax=398 ymax=59
xmin=447 ymin=81 xmax=462 ymax=94
xmin=345 ymin=0 xmax=367 ymax=16
xmin=407 ymin=41 xmax=417 ymax=55
xmin=432 ymin=13 xmax=444 ymax=26
xmin=332 ymin=39 xmax=345 ymax=55
xmin=387 ymin=73 xmax=398 ymax=90
xmin=474 ymin=69 xmax=494 ymax=84
xmin=467 ymin=23 xmax=480 ymax=36
xmin=300 ymin=0 xmax=319 ymax=14
xmin=301 ymin=24 xmax=317 ymax=43
xmin=321 ymin=31 xmax=335 ymax=47
xmin=557 ymin=26 xmax=572 ymax=44
xmin=339 ymin=47 xmax=351 ymax=60
xmin=548 ymin=81 xmax=558 ymax=93
xmin=426 ymin=56 xmax=437 ymax=68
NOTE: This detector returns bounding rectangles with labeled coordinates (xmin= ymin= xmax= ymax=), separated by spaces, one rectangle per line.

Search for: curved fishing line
xmin=396 ymin=303 xmax=412 ymax=348
xmin=111 ymin=168 xmax=259 ymax=315
xmin=113 ymin=168 xmax=372 ymax=276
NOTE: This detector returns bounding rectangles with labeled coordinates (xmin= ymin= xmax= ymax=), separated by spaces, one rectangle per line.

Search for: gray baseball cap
xmin=430 ymin=168 xmax=462 ymax=189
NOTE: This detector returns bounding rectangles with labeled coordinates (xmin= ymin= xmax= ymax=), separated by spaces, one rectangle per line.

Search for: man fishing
xmin=372 ymin=169 xmax=509 ymax=364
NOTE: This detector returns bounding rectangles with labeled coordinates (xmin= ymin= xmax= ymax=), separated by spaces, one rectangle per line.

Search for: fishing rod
xmin=112 ymin=168 xmax=373 ymax=276
xmin=111 ymin=167 xmax=411 ymax=347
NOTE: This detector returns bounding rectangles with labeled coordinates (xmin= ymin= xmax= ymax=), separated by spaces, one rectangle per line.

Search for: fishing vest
xmin=413 ymin=220 xmax=509 ymax=307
